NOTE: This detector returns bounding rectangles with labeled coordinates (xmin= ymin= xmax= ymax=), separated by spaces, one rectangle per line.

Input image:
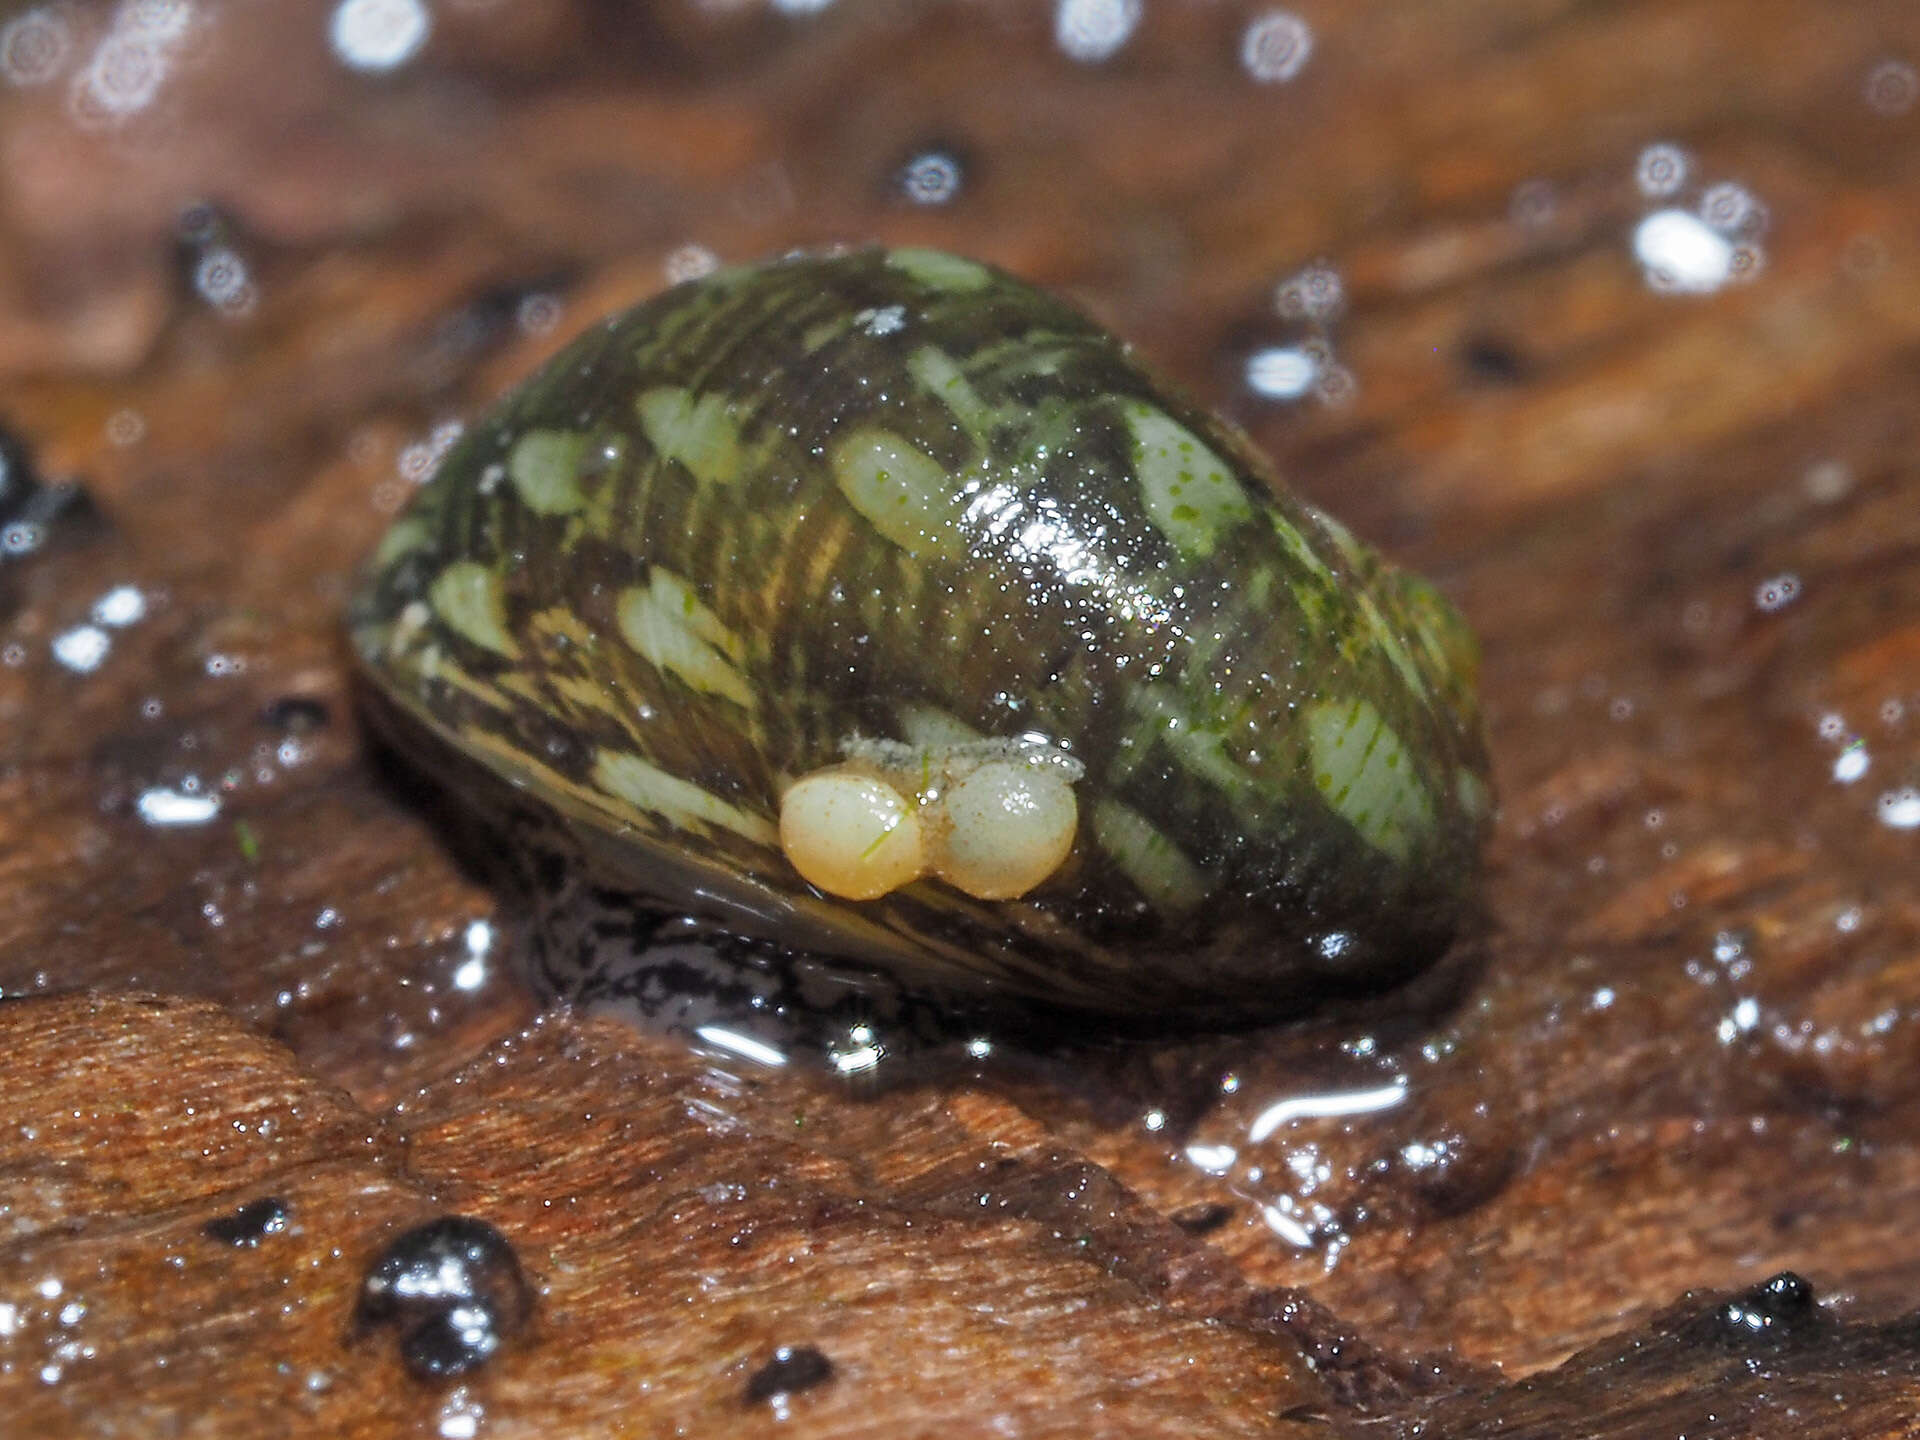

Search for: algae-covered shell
xmin=350 ymin=247 xmax=1490 ymax=1026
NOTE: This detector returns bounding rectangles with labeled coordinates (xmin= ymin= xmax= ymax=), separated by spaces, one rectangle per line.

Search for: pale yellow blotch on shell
xmin=507 ymin=429 xmax=587 ymax=515
xmin=780 ymin=772 xmax=924 ymax=902
xmin=428 ymin=560 xmax=520 ymax=658
xmin=934 ymin=760 xmax=1078 ymax=901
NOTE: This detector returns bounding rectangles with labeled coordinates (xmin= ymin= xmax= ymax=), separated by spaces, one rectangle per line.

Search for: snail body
xmin=351 ymin=248 xmax=1489 ymax=1032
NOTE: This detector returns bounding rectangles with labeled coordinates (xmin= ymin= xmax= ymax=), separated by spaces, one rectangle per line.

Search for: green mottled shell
xmin=350 ymin=247 xmax=1490 ymax=1024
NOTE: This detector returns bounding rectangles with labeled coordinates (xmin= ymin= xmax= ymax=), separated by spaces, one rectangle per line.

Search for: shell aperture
xmin=350 ymin=248 xmax=1490 ymax=1027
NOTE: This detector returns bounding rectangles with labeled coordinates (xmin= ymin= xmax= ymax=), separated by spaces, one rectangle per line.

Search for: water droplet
xmin=136 ymin=787 xmax=222 ymax=826
xmin=91 ymin=585 xmax=146 ymax=628
xmin=51 ymin=625 xmax=110 ymax=674
xmin=1752 ymin=573 xmax=1800 ymax=612
xmin=1635 ymin=142 xmax=1689 ymax=198
xmin=1634 ymin=208 xmax=1735 ymax=294
xmin=0 ymin=7 xmax=72 ymax=87
xmin=330 ymin=0 xmax=431 ymax=73
xmin=1876 ymin=787 xmax=1920 ymax=830
xmin=1864 ymin=58 xmax=1918 ymax=117
xmin=1244 ymin=344 xmax=1320 ymax=400
xmin=1240 ymin=10 xmax=1312 ymax=84
xmin=895 ymin=146 xmax=965 ymax=206
xmin=1698 ymin=180 xmax=1760 ymax=236
xmin=1053 ymin=0 xmax=1140 ymax=65
xmin=1273 ymin=262 xmax=1343 ymax=321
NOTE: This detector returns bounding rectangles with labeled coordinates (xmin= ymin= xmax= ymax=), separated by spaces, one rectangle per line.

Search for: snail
xmin=350 ymin=247 xmax=1490 ymax=1050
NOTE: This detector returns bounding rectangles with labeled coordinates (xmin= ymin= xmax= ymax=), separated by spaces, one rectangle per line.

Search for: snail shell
xmin=350 ymin=248 xmax=1490 ymax=1029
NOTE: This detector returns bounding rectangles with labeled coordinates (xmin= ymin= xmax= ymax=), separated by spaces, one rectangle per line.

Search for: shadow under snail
xmin=350 ymin=247 xmax=1490 ymax=1053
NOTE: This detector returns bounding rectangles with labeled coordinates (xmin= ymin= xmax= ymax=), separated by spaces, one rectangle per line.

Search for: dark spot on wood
xmin=1169 ymin=1200 xmax=1233 ymax=1234
xmin=258 ymin=695 xmax=331 ymax=732
xmin=203 ymin=1196 xmax=290 ymax=1247
xmin=354 ymin=1215 xmax=535 ymax=1382
xmin=744 ymin=1344 xmax=835 ymax=1402
xmin=0 ymin=423 xmax=103 ymax=552
xmin=172 ymin=199 xmax=249 ymax=299
xmin=1700 ymin=1271 xmax=1821 ymax=1348
xmin=1458 ymin=335 xmax=1526 ymax=385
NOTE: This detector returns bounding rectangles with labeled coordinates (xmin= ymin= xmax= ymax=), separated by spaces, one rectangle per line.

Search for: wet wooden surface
xmin=3 ymin=0 xmax=1920 ymax=1434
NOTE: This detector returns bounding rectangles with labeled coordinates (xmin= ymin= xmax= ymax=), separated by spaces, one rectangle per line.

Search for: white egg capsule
xmin=931 ymin=760 xmax=1078 ymax=901
xmin=778 ymin=746 xmax=1082 ymax=903
xmin=778 ymin=771 xmax=924 ymax=901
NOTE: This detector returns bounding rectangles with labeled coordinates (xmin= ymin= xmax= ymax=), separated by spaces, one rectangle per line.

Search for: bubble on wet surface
xmin=1244 ymin=344 xmax=1320 ymax=400
xmin=1311 ymin=361 xmax=1358 ymax=406
xmin=828 ymin=1021 xmax=885 ymax=1076
xmin=193 ymin=247 xmax=256 ymax=315
xmin=514 ymin=291 xmax=562 ymax=336
xmin=1802 ymin=458 xmax=1853 ymax=503
xmin=67 ymin=0 xmax=199 ymax=126
xmin=136 ymin=784 xmax=222 ymax=826
xmin=1246 ymin=1077 xmax=1406 ymax=1144
xmin=1183 ymin=1140 xmax=1237 ymax=1174
xmin=330 ymin=0 xmax=431 ymax=73
xmin=1274 ymin=262 xmax=1344 ymax=321
xmin=1714 ymin=995 xmax=1761 ymax=1044
xmin=895 ymin=146 xmax=965 ymax=206
xmin=1240 ymin=10 xmax=1312 ymax=84
xmin=121 ymin=0 xmax=195 ymax=44
xmin=89 ymin=585 xmax=146 ymax=628
xmin=436 ymin=1390 xmax=486 ymax=1440
xmin=0 ymin=6 xmax=72 ymax=87
xmin=1633 ymin=209 xmax=1736 ymax=293
xmin=398 ymin=421 xmax=465 ymax=484
xmin=1631 ymin=153 xmax=1767 ymax=293
xmin=1876 ymin=787 xmax=1920 ymax=830
xmin=1247 ymin=265 xmax=1353 ymax=405
xmin=354 ymin=1215 xmax=534 ymax=1382
xmin=73 ymin=35 xmax=168 ymax=120
xmin=1698 ymin=180 xmax=1762 ymax=236
xmin=1863 ymin=57 xmax=1918 ymax=117
xmin=104 ymin=409 xmax=146 ymax=447
xmin=3 ymin=520 xmax=44 ymax=556
xmin=1635 ymin=142 xmax=1689 ymax=198
xmin=1054 ymin=0 xmax=1140 ymax=65
xmin=451 ymin=918 xmax=494 ymax=992
xmin=1751 ymin=573 xmax=1800 ymax=612
xmin=51 ymin=624 xmax=111 ymax=673
xmin=1832 ymin=741 xmax=1869 ymax=784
